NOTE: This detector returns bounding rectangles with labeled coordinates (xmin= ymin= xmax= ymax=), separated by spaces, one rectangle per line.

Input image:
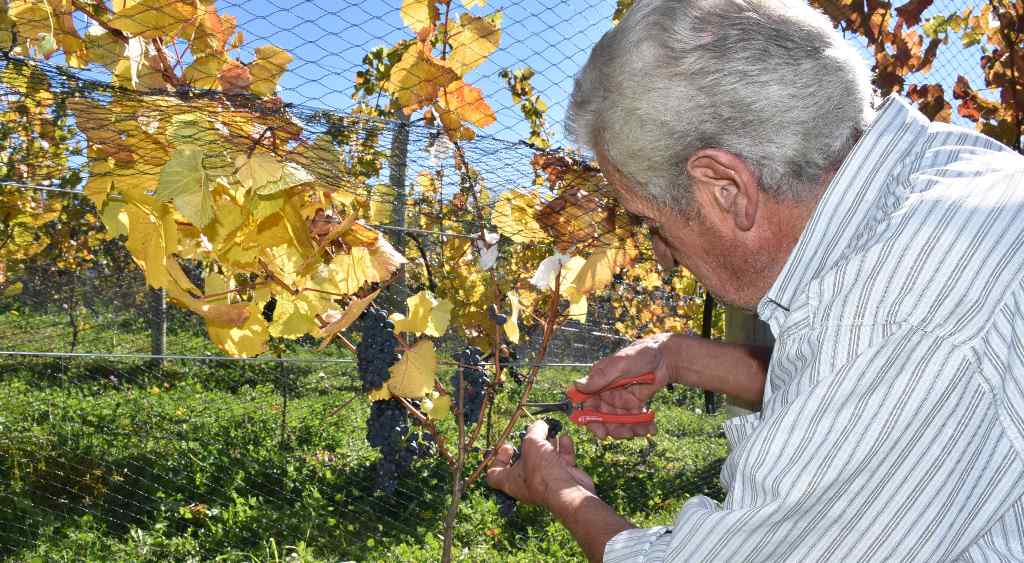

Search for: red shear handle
xmin=567 ymin=371 xmax=657 ymax=403
xmin=569 ymin=409 xmax=656 ymax=426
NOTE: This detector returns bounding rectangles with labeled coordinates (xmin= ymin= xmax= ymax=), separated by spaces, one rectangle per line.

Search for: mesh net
xmin=0 ymin=0 xmax=1018 ymax=560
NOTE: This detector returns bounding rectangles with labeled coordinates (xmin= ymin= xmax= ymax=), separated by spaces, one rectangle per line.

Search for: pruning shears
xmin=526 ymin=372 xmax=657 ymax=426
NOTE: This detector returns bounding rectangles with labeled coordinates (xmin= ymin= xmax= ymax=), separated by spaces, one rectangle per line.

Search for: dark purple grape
xmin=451 ymin=346 xmax=487 ymax=425
xmin=356 ymin=305 xmax=400 ymax=393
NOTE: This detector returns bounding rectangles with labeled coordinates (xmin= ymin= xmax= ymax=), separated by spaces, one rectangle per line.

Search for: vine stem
xmin=464 ymin=271 xmax=563 ymax=490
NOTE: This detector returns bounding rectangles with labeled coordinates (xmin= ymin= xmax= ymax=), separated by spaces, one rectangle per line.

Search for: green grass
xmin=0 ymin=309 xmax=728 ymax=562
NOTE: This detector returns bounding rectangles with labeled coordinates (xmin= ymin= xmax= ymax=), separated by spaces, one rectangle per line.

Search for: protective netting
xmin=1 ymin=0 xmax=1019 ymax=560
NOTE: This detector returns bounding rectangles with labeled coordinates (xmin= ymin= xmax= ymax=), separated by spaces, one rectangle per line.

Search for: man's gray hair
xmin=567 ymin=0 xmax=874 ymax=209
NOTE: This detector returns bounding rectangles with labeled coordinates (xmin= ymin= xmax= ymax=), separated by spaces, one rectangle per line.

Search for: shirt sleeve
xmin=603 ymin=324 xmax=1024 ymax=563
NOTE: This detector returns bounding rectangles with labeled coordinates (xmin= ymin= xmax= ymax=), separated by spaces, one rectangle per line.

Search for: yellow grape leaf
xmin=444 ymin=237 xmax=472 ymax=262
xmin=369 ymin=184 xmax=395 ymax=224
xmin=436 ymin=104 xmax=475 ymax=141
xmin=236 ymin=151 xmax=284 ymax=192
xmin=440 ymin=80 xmax=496 ymax=128
xmin=370 ymin=234 xmax=409 ymax=280
xmin=446 ymin=12 xmax=501 ymax=76
xmin=183 ymin=54 xmax=226 ymax=90
xmin=463 ymin=0 xmax=486 ymax=7
xmin=387 ymin=339 xmax=437 ymax=398
xmin=123 ymin=200 xmax=174 ymax=290
xmin=424 ymin=394 xmax=451 ymax=420
xmin=218 ymin=59 xmax=251 ymax=94
xmin=8 ymin=0 xmax=51 ymax=39
xmin=167 ymin=112 xmax=224 ymax=148
xmin=565 ymin=242 xmax=638 ymax=300
xmin=100 ymin=199 xmax=130 ymax=237
xmin=400 ymin=0 xmax=438 ymax=32
xmin=256 ymin=162 xmax=315 ymax=196
xmin=504 ymin=291 xmax=520 ymax=344
xmin=52 ymin=7 xmax=86 ymax=68
xmin=0 ymin=10 xmax=13 ymax=52
xmin=492 ymin=191 xmax=547 ymax=243
xmin=558 ymin=255 xmax=587 ymax=294
xmin=567 ymin=294 xmax=587 ymax=322
xmin=207 ymin=301 xmax=269 ymax=357
xmin=318 ymin=288 xmax=381 ymax=349
xmin=108 ymin=0 xmax=196 ymax=39
xmin=322 ymin=247 xmax=377 ymax=295
xmin=386 ymin=46 xmax=458 ymax=114
xmin=369 ymin=385 xmax=393 ymax=401
xmin=84 ymin=26 xmax=123 ymax=68
xmin=154 ymin=145 xmax=214 ymax=228
xmin=426 ymin=299 xmax=454 ymax=337
xmin=195 ymin=302 xmax=251 ymax=326
xmin=341 ymin=221 xmax=381 ymax=248
xmin=249 ymin=44 xmax=293 ymax=97
xmin=390 ymin=291 xmax=453 ymax=337
xmin=270 ymin=291 xmax=329 ymax=339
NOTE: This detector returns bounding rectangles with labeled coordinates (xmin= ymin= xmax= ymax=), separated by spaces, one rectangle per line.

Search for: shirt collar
xmin=756 ymin=95 xmax=931 ymax=332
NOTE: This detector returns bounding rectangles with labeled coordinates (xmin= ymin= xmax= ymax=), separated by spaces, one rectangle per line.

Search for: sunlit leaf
xmin=207 ymin=301 xmax=269 ymax=357
xmin=318 ymin=289 xmax=381 ymax=349
xmin=424 ymin=394 xmax=451 ymax=420
xmin=492 ymin=191 xmax=547 ymax=243
xmin=386 ymin=46 xmax=458 ymax=114
xmin=504 ymin=291 xmax=521 ymax=344
xmin=446 ymin=12 xmax=501 ymax=76
xmin=387 ymin=339 xmax=437 ymax=398
xmin=108 ymin=0 xmax=197 ymax=39
xmin=389 ymin=291 xmax=453 ymax=337
xmin=439 ymin=80 xmax=495 ymax=128
xmin=236 ymin=151 xmax=284 ymax=192
xmin=400 ymin=0 xmax=438 ymax=33
xmin=249 ymin=44 xmax=293 ymax=97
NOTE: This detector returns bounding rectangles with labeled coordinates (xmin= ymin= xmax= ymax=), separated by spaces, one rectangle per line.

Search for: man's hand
xmin=486 ymin=419 xmax=595 ymax=508
xmin=574 ymin=333 xmax=676 ymax=439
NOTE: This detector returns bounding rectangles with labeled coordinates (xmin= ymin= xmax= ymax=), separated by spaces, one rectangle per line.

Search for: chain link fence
xmin=0 ymin=0 xmax=1014 ymax=560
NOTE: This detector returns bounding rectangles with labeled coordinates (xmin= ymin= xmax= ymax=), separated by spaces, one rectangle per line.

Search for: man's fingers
xmin=486 ymin=464 xmax=506 ymax=490
xmin=493 ymin=443 xmax=515 ymax=465
xmin=575 ymin=361 xmax=619 ymax=394
xmin=557 ymin=435 xmax=576 ymax=466
xmin=485 ymin=443 xmax=515 ymax=490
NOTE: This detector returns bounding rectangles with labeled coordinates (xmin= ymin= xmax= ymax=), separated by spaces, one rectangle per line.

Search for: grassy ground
xmin=0 ymin=308 xmax=728 ymax=562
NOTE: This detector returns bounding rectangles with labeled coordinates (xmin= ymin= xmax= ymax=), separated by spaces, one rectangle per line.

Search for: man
xmin=486 ymin=0 xmax=1024 ymax=561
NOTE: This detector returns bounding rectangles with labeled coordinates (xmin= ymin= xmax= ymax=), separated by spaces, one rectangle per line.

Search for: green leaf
xmin=155 ymin=145 xmax=214 ymax=228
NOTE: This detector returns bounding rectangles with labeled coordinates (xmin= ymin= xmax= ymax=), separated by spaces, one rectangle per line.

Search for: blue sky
xmin=223 ymin=0 xmax=620 ymax=146
xmin=220 ymin=0 xmax=988 ymax=145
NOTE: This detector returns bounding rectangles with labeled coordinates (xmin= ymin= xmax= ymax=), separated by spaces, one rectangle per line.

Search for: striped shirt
xmin=604 ymin=95 xmax=1024 ymax=562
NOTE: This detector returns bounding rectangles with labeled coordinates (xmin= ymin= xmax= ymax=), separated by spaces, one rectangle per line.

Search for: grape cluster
xmin=487 ymin=304 xmax=508 ymax=326
xmin=356 ymin=306 xmax=400 ymax=393
xmin=366 ymin=399 xmax=431 ymax=494
xmin=261 ymin=296 xmax=277 ymax=323
xmin=493 ymin=417 xmax=564 ymax=518
xmin=451 ymin=346 xmax=488 ymax=425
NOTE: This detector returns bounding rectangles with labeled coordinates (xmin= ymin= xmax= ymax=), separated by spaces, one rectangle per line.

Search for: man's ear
xmin=686 ymin=149 xmax=760 ymax=231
